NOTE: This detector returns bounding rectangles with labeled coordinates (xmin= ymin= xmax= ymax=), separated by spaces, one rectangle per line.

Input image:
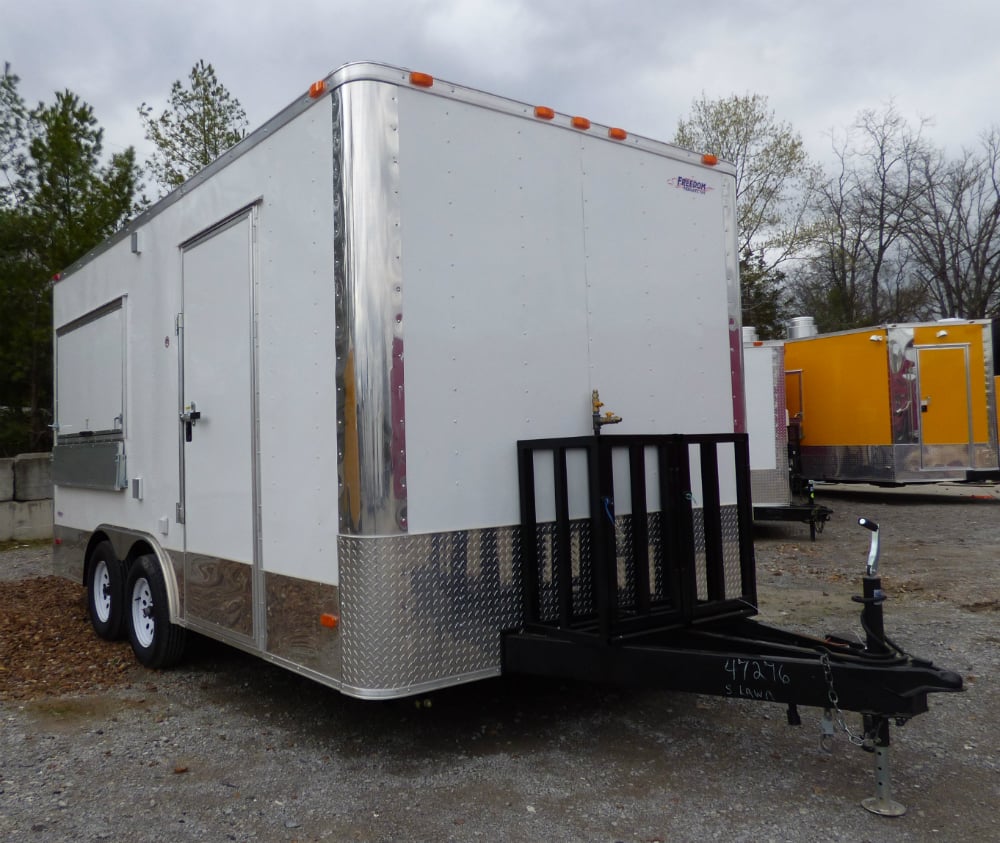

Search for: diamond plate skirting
xmin=339 ymin=505 xmax=744 ymax=697
xmin=801 ymin=443 xmax=996 ymax=483
xmin=338 ymin=527 xmax=524 ymax=697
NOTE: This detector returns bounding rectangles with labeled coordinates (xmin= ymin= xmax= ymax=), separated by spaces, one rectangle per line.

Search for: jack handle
xmin=858 ymin=517 xmax=880 ymax=576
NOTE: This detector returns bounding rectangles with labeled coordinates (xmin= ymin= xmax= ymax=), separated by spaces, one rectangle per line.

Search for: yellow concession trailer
xmin=784 ymin=319 xmax=1000 ymax=484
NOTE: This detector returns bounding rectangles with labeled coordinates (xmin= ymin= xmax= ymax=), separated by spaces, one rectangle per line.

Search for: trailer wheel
xmin=86 ymin=541 xmax=125 ymax=640
xmin=126 ymin=554 xmax=186 ymax=669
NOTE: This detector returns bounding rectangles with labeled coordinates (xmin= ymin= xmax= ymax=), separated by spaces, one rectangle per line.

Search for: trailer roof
xmin=61 ymin=61 xmax=733 ymax=278
xmin=784 ymin=318 xmax=996 ymax=343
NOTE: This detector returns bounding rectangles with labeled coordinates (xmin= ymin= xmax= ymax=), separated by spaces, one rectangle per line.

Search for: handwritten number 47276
xmin=723 ymin=658 xmax=791 ymax=686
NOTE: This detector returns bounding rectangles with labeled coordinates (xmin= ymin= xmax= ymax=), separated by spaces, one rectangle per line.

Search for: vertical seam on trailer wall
xmin=579 ymin=136 xmax=594 ymax=388
xmin=249 ymin=205 xmax=267 ymax=651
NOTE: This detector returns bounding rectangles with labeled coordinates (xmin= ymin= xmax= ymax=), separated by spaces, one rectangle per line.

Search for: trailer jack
xmin=507 ymin=434 xmax=963 ymax=815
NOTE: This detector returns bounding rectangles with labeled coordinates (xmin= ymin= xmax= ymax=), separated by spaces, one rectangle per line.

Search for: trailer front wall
xmin=397 ymin=88 xmax=739 ymax=534
xmin=335 ymin=79 xmax=743 ymax=696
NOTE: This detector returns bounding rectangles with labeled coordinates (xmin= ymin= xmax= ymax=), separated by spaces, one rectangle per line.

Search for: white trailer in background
xmin=52 ymin=62 xmax=747 ymax=698
xmin=743 ymin=333 xmax=830 ymax=539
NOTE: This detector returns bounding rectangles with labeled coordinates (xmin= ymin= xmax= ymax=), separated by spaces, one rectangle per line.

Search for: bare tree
xmin=792 ymin=103 xmax=931 ymax=330
xmin=905 ymin=129 xmax=1000 ymax=318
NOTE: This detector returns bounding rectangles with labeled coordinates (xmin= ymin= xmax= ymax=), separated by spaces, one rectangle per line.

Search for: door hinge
xmin=175 ymin=313 xmax=184 ymax=334
xmin=175 ymin=502 xmax=185 ymax=524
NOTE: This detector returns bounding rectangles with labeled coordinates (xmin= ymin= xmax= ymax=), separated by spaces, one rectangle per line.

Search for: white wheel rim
xmin=93 ymin=560 xmax=112 ymax=623
xmin=131 ymin=577 xmax=155 ymax=648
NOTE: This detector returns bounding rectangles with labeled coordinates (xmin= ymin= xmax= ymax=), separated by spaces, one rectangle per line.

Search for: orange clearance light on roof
xmin=534 ymin=105 xmax=555 ymax=120
xmin=571 ymin=116 xmax=591 ymax=130
xmin=409 ymin=71 xmax=434 ymax=88
xmin=608 ymin=127 xmax=627 ymax=141
xmin=702 ymin=153 xmax=719 ymax=166
xmin=309 ymin=80 xmax=326 ymax=98
xmin=319 ymin=613 xmax=339 ymax=629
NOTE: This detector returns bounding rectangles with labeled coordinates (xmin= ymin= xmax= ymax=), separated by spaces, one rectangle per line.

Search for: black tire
xmin=125 ymin=554 xmax=186 ymax=668
xmin=86 ymin=540 xmax=125 ymax=641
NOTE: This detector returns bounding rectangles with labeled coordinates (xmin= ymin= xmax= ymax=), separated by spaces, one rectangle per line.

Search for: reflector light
xmin=534 ymin=105 xmax=555 ymax=120
xmin=608 ymin=127 xmax=627 ymax=140
xmin=409 ymin=71 xmax=434 ymax=88
xmin=320 ymin=613 xmax=339 ymax=629
xmin=571 ymin=116 xmax=591 ymax=130
xmin=309 ymin=80 xmax=326 ymax=98
xmin=701 ymin=153 xmax=719 ymax=166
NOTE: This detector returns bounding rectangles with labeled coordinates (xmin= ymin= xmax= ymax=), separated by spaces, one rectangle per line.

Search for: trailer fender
xmin=95 ymin=526 xmax=183 ymax=626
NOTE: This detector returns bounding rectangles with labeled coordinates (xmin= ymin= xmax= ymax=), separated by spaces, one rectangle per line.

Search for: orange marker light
xmin=319 ymin=613 xmax=339 ymax=629
xmin=409 ymin=71 xmax=434 ymax=88
xmin=571 ymin=116 xmax=591 ymax=130
xmin=309 ymin=80 xmax=326 ymax=98
xmin=702 ymin=153 xmax=719 ymax=166
xmin=608 ymin=127 xmax=627 ymax=141
xmin=534 ymin=105 xmax=555 ymax=120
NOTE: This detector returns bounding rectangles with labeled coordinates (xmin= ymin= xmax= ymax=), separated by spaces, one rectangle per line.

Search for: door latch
xmin=180 ymin=401 xmax=202 ymax=442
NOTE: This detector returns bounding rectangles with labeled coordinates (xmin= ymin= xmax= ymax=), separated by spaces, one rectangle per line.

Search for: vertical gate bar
xmin=667 ymin=437 xmax=698 ymax=619
xmin=553 ymin=446 xmax=574 ymax=627
xmin=655 ymin=444 xmax=675 ymax=607
xmin=733 ymin=433 xmax=757 ymax=603
xmin=700 ymin=441 xmax=726 ymax=602
xmin=517 ymin=443 xmax=540 ymax=624
xmin=589 ymin=437 xmax=615 ymax=638
xmin=629 ymin=443 xmax=651 ymax=614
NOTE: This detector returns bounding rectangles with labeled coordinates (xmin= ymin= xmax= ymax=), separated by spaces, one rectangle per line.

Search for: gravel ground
xmin=1 ymin=489 xmax=998 ymax=842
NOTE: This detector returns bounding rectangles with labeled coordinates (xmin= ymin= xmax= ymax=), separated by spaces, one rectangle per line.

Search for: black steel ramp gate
xmin=503 ymin=432 xmax=963 ymax=815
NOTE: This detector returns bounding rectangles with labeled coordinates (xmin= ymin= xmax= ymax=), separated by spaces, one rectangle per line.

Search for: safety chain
xmin=820 ymin=652 xmax=876 ymax=749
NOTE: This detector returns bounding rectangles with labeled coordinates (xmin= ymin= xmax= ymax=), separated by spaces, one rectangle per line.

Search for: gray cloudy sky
xmin=5 ymin=0 xmax=1000 ymax=166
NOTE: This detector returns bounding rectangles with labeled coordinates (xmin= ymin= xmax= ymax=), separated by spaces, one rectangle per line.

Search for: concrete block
xmin=13 ymin=452 xmax=52 ymax=502
xmin=0 ymin=458 xmax=12 ymax=502
xmin=0 ymin=499 xmax=53 ymax=541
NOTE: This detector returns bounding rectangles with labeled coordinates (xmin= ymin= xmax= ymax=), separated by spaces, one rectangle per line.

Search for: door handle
xmin=180 ymin=402 xmax=202 ymax=442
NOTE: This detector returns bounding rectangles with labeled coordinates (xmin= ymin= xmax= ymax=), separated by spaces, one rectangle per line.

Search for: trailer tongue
xmin=504 ymin=430 xmax=962 ymax=815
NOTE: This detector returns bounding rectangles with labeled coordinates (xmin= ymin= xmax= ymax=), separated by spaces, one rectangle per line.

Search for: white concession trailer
xmin=51 ymin=68 xmax=967 ymax=811
xmin=50 ymin=61 xmax=753 ymax=699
